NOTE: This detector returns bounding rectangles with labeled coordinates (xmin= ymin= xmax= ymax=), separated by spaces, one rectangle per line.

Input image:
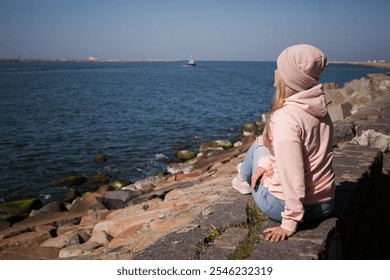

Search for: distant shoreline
xmin=1 ymin=59 xmax=390 ymax=69
xmin=0 ymin=58 xmax=180 ymax=63
xmin=329 ymin=61 xmax=390 ymax=69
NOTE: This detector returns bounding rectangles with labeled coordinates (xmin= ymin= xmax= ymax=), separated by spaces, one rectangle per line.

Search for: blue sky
xmin=0 ymin=0 xmax=389 ymax=61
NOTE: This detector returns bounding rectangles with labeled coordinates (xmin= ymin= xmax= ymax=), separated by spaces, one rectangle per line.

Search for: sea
xmin=0 ymin=61 xmax=388 ymax=203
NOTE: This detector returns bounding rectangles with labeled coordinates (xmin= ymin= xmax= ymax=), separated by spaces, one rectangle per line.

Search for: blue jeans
xmin=240 ymin=140 xmax=334 ymax=223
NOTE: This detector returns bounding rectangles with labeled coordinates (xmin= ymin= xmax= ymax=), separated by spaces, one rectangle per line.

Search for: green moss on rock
xmin=111 ymin=179 xmax=131 ymax=190
xmin=0 ymin=198 xmax=42 ymax=222
xmin=89 ymin=174 xmax=110 ymax=184
xmin=64 ymin=188 xmax=80 ymax=203
xmin=93 ymin=155 xmax=108 ymax=163
xmin=212 ymin=140 xmax=233 ymax=150
xmin=53 ymin=175 xmax=86 ymax=187
xmin=177 ymin=150 xmax=196 ymax=161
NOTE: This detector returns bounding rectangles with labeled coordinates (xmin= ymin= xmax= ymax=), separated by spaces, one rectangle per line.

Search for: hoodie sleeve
xmin=271 ymin=110 xmax=305 ymax=232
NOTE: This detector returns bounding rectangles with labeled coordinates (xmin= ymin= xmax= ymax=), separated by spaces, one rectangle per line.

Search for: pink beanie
xmin=276 ymin=44 xmax=327 ymax=92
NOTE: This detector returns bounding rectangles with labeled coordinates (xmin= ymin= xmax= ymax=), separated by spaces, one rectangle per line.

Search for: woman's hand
xmin=251 ymin=167 xmax=265 ymax=189
xmin=263 ymin=226 xmax=294 ymax=242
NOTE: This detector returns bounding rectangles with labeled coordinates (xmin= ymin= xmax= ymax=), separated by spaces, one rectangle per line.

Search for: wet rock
xmin=171 ymin=144 xmax=189 ymax=150
xmin=111 ymin=179 xmax=131 ymax=190
xmin=64 ymin=188 xmax=80 ymax=203
xmin=52 ymin=175 xmax=86 ymax=188
xmin=199 ymin=142 xmax=222 ymax=152
xmin=88 ymin=174 xmax=110 ymax=185
xmin=177 ymin=150 xmax=196 ymax=161
xmin=0 ymin=198 xmax=42 ymax=223
xmin=212 ymin=140 xmax=233 ymax=150
xmin=93 ymin=155 xmax=108 ymax=163
xmin=242 ymin=121 xmax=265 ymax=137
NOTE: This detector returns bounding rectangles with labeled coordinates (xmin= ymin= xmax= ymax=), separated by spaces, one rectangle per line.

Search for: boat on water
xmin=187 ymin=59 xmax=196 ymax=66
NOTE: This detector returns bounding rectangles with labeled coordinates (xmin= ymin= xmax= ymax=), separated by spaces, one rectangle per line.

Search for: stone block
xmin=102 ymin=190 xmax=141 ymax=210
xmin=328 ymin=102 xmax=352 ymax=122
xmin=0 ymin=246 xmax=60 ymax=260
xmin=134 ymin=227 xmax=209 ymax=260
xmin=200 ymin=199 xmax=248 ymax=229
xmin=248 ymin=236 xmax=322 ymax=260
xmin=324 ymin=89 xmax=345 ymax=105
xmin=0 ymin=231 xmax=52 ymax=251
xmin=333 ymin=122 xmax=355 ymax=146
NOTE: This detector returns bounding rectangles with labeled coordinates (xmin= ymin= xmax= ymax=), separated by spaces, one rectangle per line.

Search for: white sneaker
xmin=232 ymin=163 xmax=252 ymax=194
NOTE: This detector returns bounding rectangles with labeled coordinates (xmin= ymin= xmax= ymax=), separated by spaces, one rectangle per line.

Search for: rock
xmin=0 ymin=246 xmax=60 ymax=260
xmin=132 ymin=175 xmax=165 ymax=190
xmin=328 ymin=102 xmax=352 ymax=122
xmin=353 ymin=129 xmax=390 ymax=152
xmin=134 ymin=227 xmax=210 ymax=260
xmin=177 ymin=150 xmax=196 ymax=161
xmin=242 ymin=122 xmax=256 ymax=136
xmin=201 ymin=227 xmax=249 ymax=260
xmin=0 ymin=219 xmax=11 ymax=232
xmin=171 ymin=145 xmax=189 ymax=150
xmin=167 ymin=162 xmax=193 ymax=174
xmin=52 ymin=175 xmax=86 ymax=188
xmin=64 ymin=188 xmax=80 ymax=203
xmin=68 ymin=192 xmax=107 ymax=212
xmin=101 ymin=190 xmax=142 ymax=210
xmin=333 ymin=122 xmax=355 ymax=146
xmin=0 ymin=231 xmax=52 ymax=251
xmin=111 ymin=179 xmax=131 ymax=190
xmin=242 ymin=121 xmax=265 ymax=137
xmin=58 ymin=241 xmax=101 ymax=259
xmin=324 ymin=89 xmax=346 ymax=106
xmin=40 ymin=233 xmax=80 ymax=249
xmin=88 ymin=174 xmax=110 ymax=185
xmin=93 ymin=155 xmax=108 ymax=163
xmin=212 ymin=140 xmax=233 ymax=150
xmin=323 ymin=82 xmax=339 ymax=90
xmin=95 ymin=184 xmax=115 ymax=196
xmin=0 ymin=198 xmax=42 ymax=223
xmin=199 ymin=142 xmax=222 ymax=152
xmin=89 ymin=230 xmax=112 ymax=246
xmin=34 ymin=201 xmax=68 ymax=216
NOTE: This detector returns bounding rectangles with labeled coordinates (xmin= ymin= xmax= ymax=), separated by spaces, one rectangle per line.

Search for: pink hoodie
xmin=257 ymin=84 xmax=335 ymax=232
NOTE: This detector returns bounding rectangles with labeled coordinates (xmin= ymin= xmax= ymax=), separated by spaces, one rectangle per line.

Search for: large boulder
xmin=0 ymin=198 xmax=42 ymax=223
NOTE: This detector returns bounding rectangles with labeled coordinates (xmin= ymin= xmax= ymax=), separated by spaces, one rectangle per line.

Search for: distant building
xmin=88 ymin=56 xmax=97 ymax=61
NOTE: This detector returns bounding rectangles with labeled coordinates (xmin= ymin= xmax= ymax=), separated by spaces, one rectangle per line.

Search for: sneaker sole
xmin=232 ymin=177 xmax=252 ymax=195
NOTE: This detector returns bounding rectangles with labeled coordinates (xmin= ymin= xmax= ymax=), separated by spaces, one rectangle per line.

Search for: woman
xmin=232 ymin=44 xmax=335 ymax=242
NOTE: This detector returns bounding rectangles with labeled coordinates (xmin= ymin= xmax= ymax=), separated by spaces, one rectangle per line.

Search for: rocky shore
xmin=0 ymin=73 xmax=389 ymax=260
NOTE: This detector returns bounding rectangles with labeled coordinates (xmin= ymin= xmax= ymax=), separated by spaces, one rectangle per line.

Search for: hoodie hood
xmin=283 ymin=84 xmax=327 ymax=118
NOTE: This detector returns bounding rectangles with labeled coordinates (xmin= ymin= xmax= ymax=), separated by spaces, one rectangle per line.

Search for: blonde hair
xmin=263 ymin=70 xmax=297 ymax=147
